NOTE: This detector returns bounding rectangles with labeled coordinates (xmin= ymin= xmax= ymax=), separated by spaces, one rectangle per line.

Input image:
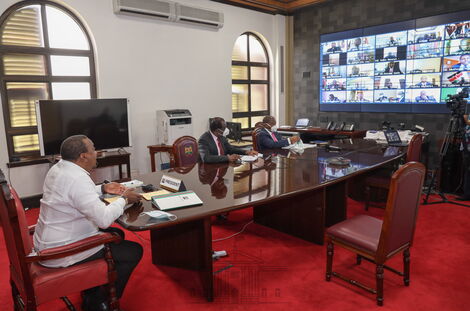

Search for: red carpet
xmin=1 ymin=195 xmax=469 ymax=311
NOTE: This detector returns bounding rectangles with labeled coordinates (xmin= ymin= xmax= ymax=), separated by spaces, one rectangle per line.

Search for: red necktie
xmin=217 ymin=137 xmax=225 ymax=155
xmin=271 ymin=132 xmax=278 ymax=142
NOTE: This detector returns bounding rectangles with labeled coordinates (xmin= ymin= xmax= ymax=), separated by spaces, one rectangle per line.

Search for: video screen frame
xmin=319 ymin=10 xmax=470 ymax=113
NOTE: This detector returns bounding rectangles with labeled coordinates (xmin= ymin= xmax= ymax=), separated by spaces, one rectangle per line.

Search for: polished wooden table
xmin=118 ymin=139 xmax=404 ymax=301
xmin=278 ymin=126 xmax=367 ymax=138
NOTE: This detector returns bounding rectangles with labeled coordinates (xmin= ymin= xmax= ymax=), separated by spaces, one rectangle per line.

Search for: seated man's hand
xmin=227 ymin=154 xmax=241 ymax=162
xmin=104 ymin=182 xmax=126 ymax=195
xmin=245 ymin=149 xmax=258 ymax=156
xmin=122 ymin=189 xmax=143 ymax=204
xmin=290 ymin=136 xmax=301 ymax=144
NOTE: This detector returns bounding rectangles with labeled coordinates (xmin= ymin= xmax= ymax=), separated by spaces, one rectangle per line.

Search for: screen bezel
xmin=319 ymin=9 xmax=470 ymax=114
xmin=35 ymin=98 xmax=132 ymax=156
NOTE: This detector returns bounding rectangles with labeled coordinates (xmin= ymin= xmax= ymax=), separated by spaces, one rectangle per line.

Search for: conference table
xmin=117 ymin=139 xmax=404 ymax=301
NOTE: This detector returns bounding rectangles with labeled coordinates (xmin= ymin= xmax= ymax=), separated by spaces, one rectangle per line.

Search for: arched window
xmin=0 ymin=1 xmax=96 ymax=160
xmin=231 ymin=32 xmax=270 ymax=130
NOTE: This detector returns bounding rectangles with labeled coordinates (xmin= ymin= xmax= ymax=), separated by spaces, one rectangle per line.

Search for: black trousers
xmin=75 ymin=227 xmax=143 ymax=304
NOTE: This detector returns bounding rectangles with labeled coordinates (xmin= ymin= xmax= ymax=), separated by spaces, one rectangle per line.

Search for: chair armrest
xmin=25 ymin=232 xmax=122 ymax=263
xmin=28 ymin=224 xmax=36 ymax=234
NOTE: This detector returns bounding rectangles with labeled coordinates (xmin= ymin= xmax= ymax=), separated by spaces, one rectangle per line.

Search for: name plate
xmin=160 ymin=175 xmax=186 ymax=192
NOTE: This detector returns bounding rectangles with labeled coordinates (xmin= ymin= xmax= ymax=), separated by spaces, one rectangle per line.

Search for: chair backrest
xmin=0 ymin=170 xmax=34 ymax=292
xmin=406 ymin=134 xmax=423 ymax=162
xmin=376 ymin=162 xmax=425 ymax=262
xmin=252 ymin=122 xmax=265 ymax=152
xmin=171 ymin=136 xmax=198 ymax=168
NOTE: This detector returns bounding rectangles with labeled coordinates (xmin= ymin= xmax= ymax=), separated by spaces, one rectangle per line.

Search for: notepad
xmin=142 ymin=189 xmax=170 ymax=201
xmin=151 ymin=191 xmax=203 ymax=211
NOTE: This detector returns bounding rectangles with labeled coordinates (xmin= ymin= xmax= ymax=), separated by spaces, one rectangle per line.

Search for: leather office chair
xmin=149 ymin=136 xmax=198 ymax=172
xmin=326 ymin=162 xmax=425 ymax=306
xmin=170 ymin=136 xmax=198 ymax=168
xmin=0 ymin=170 xmax=122 ymax=311
xmin=364 ymin=134 xmax=423 ymax=210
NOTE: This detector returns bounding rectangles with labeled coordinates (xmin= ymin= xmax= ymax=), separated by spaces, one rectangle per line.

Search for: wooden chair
xmin=0 ymin=169 xmax=122 ymax=311
xmin=364 ymin=134 xmax=423 ymax=210
xmin=252 ymin=122 xmax=266 ymax=152
xmin=326 ymin=162 xmax=425 ymax=306
xmin=149 ymin=136 xmax=198 ymax=172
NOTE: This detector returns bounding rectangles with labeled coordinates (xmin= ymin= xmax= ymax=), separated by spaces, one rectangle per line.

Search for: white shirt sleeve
xmin=69 ymin=175 xmax=125 ymax=229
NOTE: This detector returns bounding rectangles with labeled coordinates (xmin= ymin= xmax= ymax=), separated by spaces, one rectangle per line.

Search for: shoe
xmin=455 ymin=196 xmax=470 ymax=201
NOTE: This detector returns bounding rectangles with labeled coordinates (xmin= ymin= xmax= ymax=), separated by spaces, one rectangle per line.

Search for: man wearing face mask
xmin=257 ymin=116 xmax=301 ymax=151
xmin=198 ymin=117 xmax=258 ymax=163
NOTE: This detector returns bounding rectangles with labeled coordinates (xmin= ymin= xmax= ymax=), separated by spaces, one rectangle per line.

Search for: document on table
xmin=241 ymin=153 xmax=263 ymax=162
xmin=151 ymin=190 xmax=203 ymax=211
xmin=142 ymin=189 xmax=170 ymax=200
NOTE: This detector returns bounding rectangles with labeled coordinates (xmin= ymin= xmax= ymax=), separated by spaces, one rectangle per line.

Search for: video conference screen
xmin=319 ymin=10 xmax=470 ymax=113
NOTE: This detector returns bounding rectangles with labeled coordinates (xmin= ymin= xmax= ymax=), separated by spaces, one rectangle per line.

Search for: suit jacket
xmin=415 ymin=82 xmax=433 ymax=87
xmin=198 ymin=131 xmax=246 ymax=163
xmin=257 ymin=129 xmax=290 ymax=150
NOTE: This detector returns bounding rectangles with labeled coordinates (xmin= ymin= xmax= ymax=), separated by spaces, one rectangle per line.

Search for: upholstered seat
xmin=326 ymin=215 xmax=382 ymax=253
xmin=326 ymin=162 xmax=425 ymax=306
xmin=0 ymin=169 xmax=122 ymax=311
xmin=252 ymin=122 xmax=266 ymax=152
xmin=149 ymin=136 xmax=198 ymax=171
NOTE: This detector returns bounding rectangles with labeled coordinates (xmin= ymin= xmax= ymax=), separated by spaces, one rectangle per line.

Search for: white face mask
xmin=270 ymin=125 xmax=278 ymax=132
xmin=222 ymin=128 xmax=230 ymax=137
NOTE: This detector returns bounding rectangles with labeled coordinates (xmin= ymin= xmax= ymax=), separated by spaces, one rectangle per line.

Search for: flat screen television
xmin=36 ymin=98 xmax=131 ymax=156
xmin=319 ymin=10 xmax=470 ymax=113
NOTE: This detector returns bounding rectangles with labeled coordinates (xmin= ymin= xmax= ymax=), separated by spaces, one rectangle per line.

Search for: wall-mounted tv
xmin=36 ymin=98 xmax=131 ymax=156
xmin=319 ymin=10 xmax=470 ymax=113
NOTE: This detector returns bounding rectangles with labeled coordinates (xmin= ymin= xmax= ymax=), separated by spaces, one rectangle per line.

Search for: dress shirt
xmin=265 ymin=128 xmax=291 ymax=144
xmin=33 ymin=160 xmax=126 ymax=267
xmin=210 ymin=131 xmax=223 ymax=155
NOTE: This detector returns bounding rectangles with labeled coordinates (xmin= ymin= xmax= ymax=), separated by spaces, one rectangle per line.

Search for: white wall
xmin=0 ymin=0 xmax=286 ymax=197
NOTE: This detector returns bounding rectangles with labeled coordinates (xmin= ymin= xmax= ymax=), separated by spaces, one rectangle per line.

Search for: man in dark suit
xmin=198 ymin=163 xmax=228 ymax=199
xmin=451 ymin=54 xmax=470 ymax=71
xmin=415 ymin=76 xmax=433 ymax=88
xmin=198 ymin=117 xmax=257 ymax=163
xmin=257 ymin=116 xmax=300 ymax=151
xmin=415 ymin=91 xmax=437 ymax=102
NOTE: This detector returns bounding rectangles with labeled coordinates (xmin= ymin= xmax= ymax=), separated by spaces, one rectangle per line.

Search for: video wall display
xmin=320 ymin=12 xmax=470 ymax=113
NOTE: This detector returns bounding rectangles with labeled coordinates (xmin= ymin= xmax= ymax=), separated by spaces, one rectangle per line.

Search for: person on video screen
xmin=327 ymin=42 xmax=342 ymax=53
xmin=415 ymin=76 xmax=433 ymax=87
xmin=384 ymin=61 xmax=403 ymax=74
xmin=452 ymin=54 xmax=470 ymax=71
xmin=457 ymin=38 xmax=470 ymax=54
xmin=415 ymin=90 xmax=437 ymax=102
xmin=353 ymin=91 xmax=369 ymax=102
xmin=328 ymin=94 xmax=340 ymax=102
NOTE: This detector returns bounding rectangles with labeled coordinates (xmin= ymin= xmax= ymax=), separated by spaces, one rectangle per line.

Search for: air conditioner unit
xmin=113 ymin=0 xmax=176 ymax=21
xmin=175 ymin=3 xmax=224 ymax=29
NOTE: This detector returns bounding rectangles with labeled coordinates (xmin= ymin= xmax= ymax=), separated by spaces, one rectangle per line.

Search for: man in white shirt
xmin=33 ymin=135 xmax=142 ymax=311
